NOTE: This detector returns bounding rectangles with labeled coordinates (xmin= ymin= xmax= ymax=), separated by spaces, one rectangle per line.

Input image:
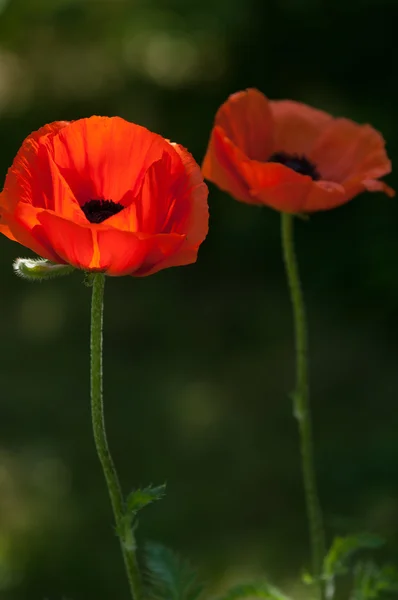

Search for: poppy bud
xmin=13 ymin=257 xmax=74 ymax=281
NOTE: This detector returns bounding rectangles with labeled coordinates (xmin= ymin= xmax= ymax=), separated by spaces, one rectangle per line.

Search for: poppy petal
xmin=37 ymin=211 xmax=94 ymax=269
xmin=211 ymin=88 xmax=274 ymax=161
xmin=3 ymin=121 xmax=70 ymax=211
xmin=239 ymin=161 xmax=314 ymax=213
xmin=170 ymin=143 xmax=209 ymax=244
xmin=301 ymin=180 xmax=348 ymax=212
xmin=202 ymin=126 xmax=254 ymax=203
xmin=363 ymin=179 xmax=395 ymax=197
xmin=310 ymin=118 xmax=392 ymax=186
xmin=35 ymin=211 xmax=186 ymax=276
xmin=134 ymin=150 xmax=183 ymax=233
xmin=0 ymin=223 xmax=16 ymax=241
xmin=46 ymin=117 xmax=170 ymax=206
xmin=0 ymin=201 xmax=17 ymax=242
xmin=270 ymin=100 xmax=332 ymax=156
xmin=8 ymin=203 xmax=66 ymax=262
xmin=137 ymin=144 xmax=209 ymax=275
xmin=98 ymin=230 xmax=185 ymax=276
xmin=100 ymin=195 xmax=139 ymax=232
xmin=45 ymin=153 xmax=88 ymax=222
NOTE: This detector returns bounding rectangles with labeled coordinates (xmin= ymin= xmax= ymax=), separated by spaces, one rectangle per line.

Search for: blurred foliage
xmin=0 ymin=0 xmax=397 ymax=598
xmin=319 ymin=534 xmax=398 ymax=600
xmin=144 ymin=542 xmax=204 ymax=600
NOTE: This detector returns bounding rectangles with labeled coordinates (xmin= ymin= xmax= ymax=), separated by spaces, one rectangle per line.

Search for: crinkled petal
xmin=362 ymin=179 xmax=395 ymax=197
xmin=239 ymin=161 xmax=313 ymax=213
xmin=10 ymin=203 xmax=67 ymax=263
xmin=202 ymin=126 xmax=254 ymax=203
xmin=136 ymin=143 xmax=209 ymax=275
xmin=2 ymin=121 xmax=70 ymax=211
xmin=167 ymin=143 xmax=209 ymax=242
xmin=209 ymin=88 xmax=274 ymax=161
xmin=270 ymin=100 xmax=332 ymax=156
xmin=45 ymin=117 xmax=170 ymax=206
xmin=301 ymin=180 xmax=348 ymax=212
xmin=37 ymin=211 xmax=94 ymax=269
xmin=134 ymin=150 xmax=184 ymax=233
xmin=98 ymin=231 xmax=185 ymax=276
xmin=310 ymin=118 xmax=392 ymax=186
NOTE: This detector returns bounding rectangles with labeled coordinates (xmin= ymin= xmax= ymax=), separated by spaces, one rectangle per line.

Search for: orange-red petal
xmin=211 ymin=88 xmax=274 ymax=161
xmin=310 ymin=118 xmax=392 ymax=185
xmin=95 ymin=230 xmax=163 ymax=276
xmin=36 ymin=211 xmax=94 ymax=269
xmin=239 ymin=161 xmax=314 ymax=213
xmin=2 ymin=121 xmax=70 ymax=212
xmin=202 ymin=126 xmax=255 ymax=204
xmin=136 ymin=143 xmax=209 ymax=275
xmin=112 ymin=232 xmax=186 ymax=277
xmin=300 ymin=180 xmax=348 ymax=212
xmin=8 ymin=203 xmax=66 ymax=263
xmin=362 ymin=179 xmax=395 ymax=197
xmin=170 ymin=143 xmax=209 ymax=244
xmin=0 ymin=195 xmax=17 ymax=242
xmin=34 ymin=212 xmax=188 ymax=277
xmin=45 ymin=117 xmax=170 ymax=206
xmin=134 ymin=150 xmax=184 ymax=233
xmin=270 ymin=100 xmax=332 ymax=156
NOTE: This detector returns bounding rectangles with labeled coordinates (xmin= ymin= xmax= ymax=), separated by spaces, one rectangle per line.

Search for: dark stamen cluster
xmin=268 ymin=152 xmax=321 ymax=181
xmin=82 ymin=199 xmax=124 ymax=224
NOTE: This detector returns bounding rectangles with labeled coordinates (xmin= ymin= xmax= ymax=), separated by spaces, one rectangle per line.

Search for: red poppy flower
xmin=0 ymin=117 xmax=208 ymax=276
xmin=202 ymin=88 xmax=394 ymax=213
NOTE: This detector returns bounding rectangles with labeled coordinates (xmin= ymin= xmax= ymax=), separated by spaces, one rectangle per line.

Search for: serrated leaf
xmin=127 ymin=484 xmax=166 ymax=514
xmin=215 ymin=583 xmax=293 ymax=600
xmin=323 ymin=534 xmax=385 ymax=580
xmin=144 ymin=542 xmax=204 ymax=600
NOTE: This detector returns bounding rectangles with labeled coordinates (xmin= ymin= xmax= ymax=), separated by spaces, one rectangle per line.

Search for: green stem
xmin=280 ymin=213 xmax=326 ymax=597
xmin=90 ymin=273 xmax=142 ymax=600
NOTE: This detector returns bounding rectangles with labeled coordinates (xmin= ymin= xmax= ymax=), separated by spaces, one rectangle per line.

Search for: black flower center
xmin=268 ymin=152 xmax=321 ymax=181
xmin=81 ymin=199 xmax=124 ymax=224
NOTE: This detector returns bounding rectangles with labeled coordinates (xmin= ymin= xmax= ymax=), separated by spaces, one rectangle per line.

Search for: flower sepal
xmin=13 ymin=257 xmax=75 ymax=281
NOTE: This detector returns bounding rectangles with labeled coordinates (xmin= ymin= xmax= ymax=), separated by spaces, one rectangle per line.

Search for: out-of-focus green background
xmin=0 ymin=0 xmax=397 ymax=598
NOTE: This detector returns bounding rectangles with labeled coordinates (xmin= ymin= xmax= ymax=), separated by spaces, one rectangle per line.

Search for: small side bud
xmin=13 ymin=258 xmax=75 ymax=281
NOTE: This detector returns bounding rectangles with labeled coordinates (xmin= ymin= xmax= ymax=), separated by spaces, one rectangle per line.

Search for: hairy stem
xmin=281 ymin=213 xmax=326 ymax=598
xmin=90 ymin=273 xmax=142 ymax=600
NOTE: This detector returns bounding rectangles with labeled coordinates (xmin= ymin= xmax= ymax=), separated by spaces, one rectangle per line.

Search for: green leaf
xmin=127 ymin=483 xmax=166 ymax=514
xmin=144 ymin=542 xmax=204 ymax=600
xmin=215 ymin=583 xmax=293 ymax=600
xmin=118 ymin=485 xmax=166 ymax=552
xmin=127 ymin=484 xmax=166 ymax=514
xmin=323 ymin=534 xmax=385 ymax=580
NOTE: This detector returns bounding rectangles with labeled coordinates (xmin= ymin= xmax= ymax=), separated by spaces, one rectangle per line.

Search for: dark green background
xmin=0 ymin=0 xmax=397 ymax=598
